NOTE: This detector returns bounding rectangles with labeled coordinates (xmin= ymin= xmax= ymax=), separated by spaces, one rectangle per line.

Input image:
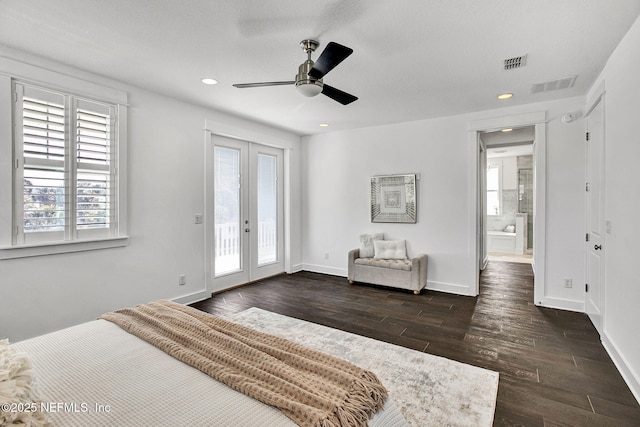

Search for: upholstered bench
xmin=348 ymin=247 xmax=427 ymax=295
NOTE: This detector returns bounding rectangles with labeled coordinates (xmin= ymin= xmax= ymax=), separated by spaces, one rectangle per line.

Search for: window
xmin=0 ymin=67 xmax=128 ymax=259
xmin=487 ymin=163 xmax=501 ymax=215
xmin=15 ymin=82 xmax=118 ymax=244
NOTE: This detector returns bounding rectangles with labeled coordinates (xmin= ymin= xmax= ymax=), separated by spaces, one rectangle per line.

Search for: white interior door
xmin=210 ymin=136 xmax=284 ymax=290
xmin=585 ymin=98 xmax=605 ymax=335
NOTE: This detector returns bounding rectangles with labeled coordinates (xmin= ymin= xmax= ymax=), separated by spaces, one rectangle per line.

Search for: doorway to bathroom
xmin=483 ymin=128 xmax=534 ymax=265
xmin=470 ymin=111 xmax=546 ymax=303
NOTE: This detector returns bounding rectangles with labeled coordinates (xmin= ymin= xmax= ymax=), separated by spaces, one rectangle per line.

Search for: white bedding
xmin=12 ymin=319 xmax=408 ymax=426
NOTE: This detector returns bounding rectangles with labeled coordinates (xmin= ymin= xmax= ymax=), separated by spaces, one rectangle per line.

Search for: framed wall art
xmin=370 ymin=174 xmax=417 ymax=223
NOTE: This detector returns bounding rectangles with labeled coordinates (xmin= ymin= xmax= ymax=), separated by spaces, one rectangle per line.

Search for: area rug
xmin=229 ymin=308 xmax=499 ymax=427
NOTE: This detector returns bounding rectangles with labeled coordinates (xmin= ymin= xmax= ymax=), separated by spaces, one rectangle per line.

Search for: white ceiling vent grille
xmin=503 ymin=55 xmax=527 ymax=70
xmin=531 ymin=75 xmax=577 ymax=94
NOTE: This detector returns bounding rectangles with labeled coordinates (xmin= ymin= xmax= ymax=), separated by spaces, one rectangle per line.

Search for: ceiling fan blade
xmin=321 ymin=84 xmax=358 ymax=105
xmin=233 ymin=81 xmax=295 ymax=88
xmin=308 ymin=42 xmax=353 ymax=79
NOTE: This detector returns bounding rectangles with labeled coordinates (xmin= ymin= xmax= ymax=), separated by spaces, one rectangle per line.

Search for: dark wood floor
xmin=191 ymin=262 xmax=640 ymax=426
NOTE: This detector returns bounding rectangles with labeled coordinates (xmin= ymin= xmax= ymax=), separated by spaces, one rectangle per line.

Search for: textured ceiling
xmin=1 ymin=0 xmax=639 ymax=135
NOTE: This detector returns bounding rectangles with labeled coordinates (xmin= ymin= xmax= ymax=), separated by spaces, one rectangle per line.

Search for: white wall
xmin=302 ymin=96 xmax=586 ymax=302
xmin=587 ymin=14 xmax=640 ymax=402
xmin=0 ymin=49 xmax=301 ymax=342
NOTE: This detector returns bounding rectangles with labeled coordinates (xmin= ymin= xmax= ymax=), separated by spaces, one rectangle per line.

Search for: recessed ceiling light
xmin=319 ymin=123 xmax=329 ymax=127
xmin=501 ymin=128 xmax=513 ymax=132
xmin=201 ymin=78 xmax=218 ymax=85
xmin=497 ymin=93 xmax=513 ymax=100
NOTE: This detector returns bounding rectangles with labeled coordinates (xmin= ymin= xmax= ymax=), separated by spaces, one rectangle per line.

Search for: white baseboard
xmin=302 ymin=264 xmax=347 ymax=277
xmin=289 ymin=263 xmax=304 ymax=274
xmin=172 ymin=289 xmax=210 ymax=305
xmin=602 ymin=333 xmax=640 ymax=405
xmin=535 ymin=296 xmax=584 ymax=312
xmin=427 ymin=280 xmax=476 ymax=296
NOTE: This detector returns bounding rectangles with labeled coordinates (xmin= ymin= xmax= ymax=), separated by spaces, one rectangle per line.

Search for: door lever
xmin=594 ymin=244 xmax=602 ymax=250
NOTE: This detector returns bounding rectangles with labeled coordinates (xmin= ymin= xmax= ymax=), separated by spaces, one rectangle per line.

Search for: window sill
xmin=0 ymin=236 xmax=129 ymax=260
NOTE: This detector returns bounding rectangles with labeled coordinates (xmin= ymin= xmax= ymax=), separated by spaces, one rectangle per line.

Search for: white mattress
xmin=13 ymin=319 xmax=408 ymax=426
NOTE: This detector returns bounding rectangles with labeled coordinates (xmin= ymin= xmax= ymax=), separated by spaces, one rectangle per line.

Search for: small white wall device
xmin=561 ymin=112 xmax=576 ymax=123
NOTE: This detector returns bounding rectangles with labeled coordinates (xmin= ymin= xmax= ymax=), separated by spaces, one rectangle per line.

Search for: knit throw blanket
xmin=99 ymin=301 xmax=387 ymax=427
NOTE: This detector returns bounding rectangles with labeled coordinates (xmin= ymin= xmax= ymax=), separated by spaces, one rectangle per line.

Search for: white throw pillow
xmin=0 ymin=339 xmax=50 ymax=426
xmin=359 ymin=233 xmax=384 ymax=258
xmin=374 ymin=240 xmax=407 ymax=260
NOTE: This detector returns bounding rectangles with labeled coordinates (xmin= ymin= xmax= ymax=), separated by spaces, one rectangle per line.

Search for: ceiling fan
xmin=233 ymin=39 xmax=358 ymax=105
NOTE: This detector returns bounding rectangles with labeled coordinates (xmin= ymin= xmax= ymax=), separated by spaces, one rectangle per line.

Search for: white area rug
xmin=229 ymin=308 xmax=499 ymax=427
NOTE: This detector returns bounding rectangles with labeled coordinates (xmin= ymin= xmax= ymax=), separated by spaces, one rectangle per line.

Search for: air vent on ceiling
xmin=531 ymin=75 xmax=577 ymax=94
xmin=504 ymin=55 xmax=527 ymax=70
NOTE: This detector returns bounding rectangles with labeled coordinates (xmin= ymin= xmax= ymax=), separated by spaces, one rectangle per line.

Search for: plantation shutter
xmin=75 ymin=99 xmax=114 ymax=232
xmin=14 ymin=82 xmax=117 ymax=244
xmin=19 ymin=85 xmax=67 ymax=240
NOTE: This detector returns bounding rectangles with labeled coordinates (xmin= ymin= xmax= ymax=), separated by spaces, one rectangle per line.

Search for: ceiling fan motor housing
xmin=296 ymin=59 xmax=323 ymax=96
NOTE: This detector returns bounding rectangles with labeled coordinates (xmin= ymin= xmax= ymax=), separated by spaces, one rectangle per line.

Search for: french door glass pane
xmin=257 ymin=153 xmax=277 ymax=265
xmin=214 ymin=147 xmax=241 ymax=276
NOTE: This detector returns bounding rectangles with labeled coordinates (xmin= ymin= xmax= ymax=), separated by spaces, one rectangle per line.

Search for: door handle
xmin=594 ymin=244 xmax=602 ymax=250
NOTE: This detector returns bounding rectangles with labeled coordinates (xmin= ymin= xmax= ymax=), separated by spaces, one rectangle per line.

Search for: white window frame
xmin=0 ymin=58 xmax=128 ymax=259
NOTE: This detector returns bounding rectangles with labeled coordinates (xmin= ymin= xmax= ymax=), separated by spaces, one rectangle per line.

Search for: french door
xmin=210 ymin=135 xmax=284 ymax=290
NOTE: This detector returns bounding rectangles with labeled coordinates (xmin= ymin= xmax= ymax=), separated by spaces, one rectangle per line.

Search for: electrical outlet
xmin=324 ymin=252 xmax=329 ymax=259
xmin=563 ymin=278 xmax=572 ymax=288
xmin=194 ymin=214 xmax=203 ymax=224
xmin=178 ymin=274 xmax=186 ymax=286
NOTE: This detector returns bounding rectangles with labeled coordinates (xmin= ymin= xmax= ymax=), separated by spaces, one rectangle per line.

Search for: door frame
xmin=204 ymin=122 xmax=293 ymax=295
xmin=468 ymin=111 xmax=547 ymax=302
xmin=478 ymin=140 xmax=488 ymax=270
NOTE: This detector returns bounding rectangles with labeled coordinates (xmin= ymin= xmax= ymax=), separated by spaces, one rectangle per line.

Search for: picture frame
xmin=370 ymin=174 xmax=417 ymax=223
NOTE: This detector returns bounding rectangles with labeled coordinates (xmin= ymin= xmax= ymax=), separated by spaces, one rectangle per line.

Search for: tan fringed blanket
xmin=99 ymin=301 xmax=387 ymax=427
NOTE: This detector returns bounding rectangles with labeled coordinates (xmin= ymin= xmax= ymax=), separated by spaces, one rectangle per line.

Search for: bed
xmin=6 ymin=308 xmax=408 ymax=426
xmin=6 ymin=303 xmax=499 ymax=426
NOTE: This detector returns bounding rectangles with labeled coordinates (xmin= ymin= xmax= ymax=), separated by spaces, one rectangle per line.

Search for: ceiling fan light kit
xmin=233 ymin=39 xmax=358 ymax=105
xmin=296 ymin=79 xmax=323 ymax=97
